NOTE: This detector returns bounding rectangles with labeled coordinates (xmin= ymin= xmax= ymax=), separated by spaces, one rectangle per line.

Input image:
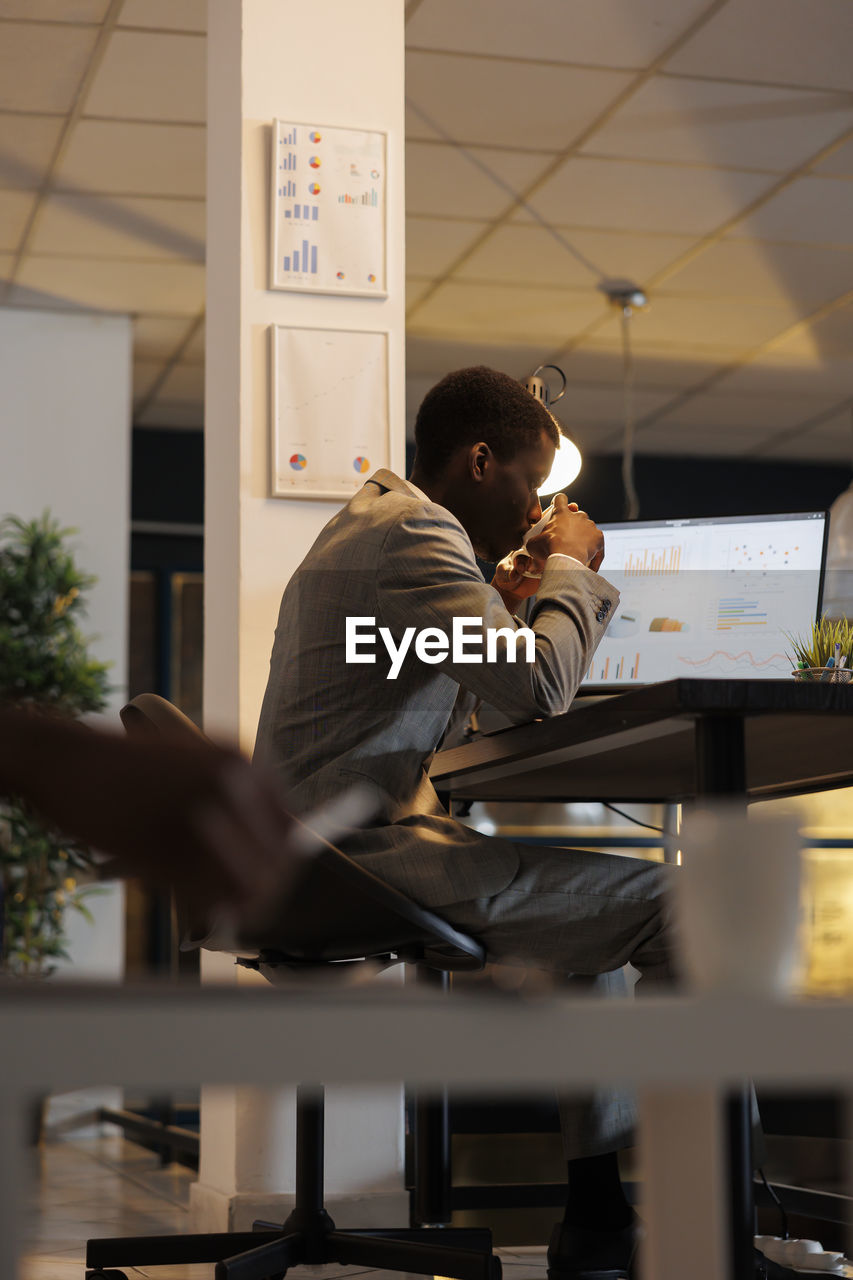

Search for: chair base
xmin=87 ymin=1219 xmax=501 ymax=1280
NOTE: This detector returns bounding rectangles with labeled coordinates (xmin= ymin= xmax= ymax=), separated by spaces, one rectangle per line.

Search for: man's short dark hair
xmin=413 ymin=366 xmax=560 ymax=478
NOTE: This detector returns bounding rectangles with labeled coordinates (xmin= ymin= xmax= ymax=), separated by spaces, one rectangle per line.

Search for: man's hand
xmin=0 ymin=709 xmax=305 ymax=939
xmin=527 ymin=492 xmax=606 ymax=572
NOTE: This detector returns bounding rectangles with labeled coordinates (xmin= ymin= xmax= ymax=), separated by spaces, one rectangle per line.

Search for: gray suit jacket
xmin=254 ymin=470 xmax=619 ymax=908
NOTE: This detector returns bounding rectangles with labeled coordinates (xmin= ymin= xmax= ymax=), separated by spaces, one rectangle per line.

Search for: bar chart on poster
xmin=581 ymin=512 xmax=827 ymax=686
xmin=270 ymin=120 xmax=386 ymax=296
xmin=270 ymin=326 xmax=389 ymax=500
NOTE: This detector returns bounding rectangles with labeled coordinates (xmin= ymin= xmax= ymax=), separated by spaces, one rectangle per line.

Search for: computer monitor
xmin=581 ymin=511 xmax=828 ymax=688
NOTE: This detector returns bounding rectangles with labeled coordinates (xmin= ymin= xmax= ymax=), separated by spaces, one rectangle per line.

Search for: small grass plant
xmin=785 ymin=616 xmax=853 ymax=678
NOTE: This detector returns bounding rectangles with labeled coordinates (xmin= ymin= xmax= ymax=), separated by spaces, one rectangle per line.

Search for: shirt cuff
xmin=546 ymin=552 xmax=587 ymax=571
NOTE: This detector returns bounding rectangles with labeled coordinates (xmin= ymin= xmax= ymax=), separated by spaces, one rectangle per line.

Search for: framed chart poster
xmin=270 ymin=119 xmax=387 ymax=297
xmin=270 ymin=326 xmax=389 ymax=500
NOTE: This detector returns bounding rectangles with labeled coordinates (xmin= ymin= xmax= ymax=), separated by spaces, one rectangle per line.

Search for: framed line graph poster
xmin=270 ymin=119 xmax=387 ymax=297
xmin=270 ymin=326 xmax=389 ymax=500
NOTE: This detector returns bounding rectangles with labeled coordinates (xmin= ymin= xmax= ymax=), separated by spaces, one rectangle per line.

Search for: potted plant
xmin=786 ymin=617 xmax=853 ymax=684
xmin=0 ymin=513 xmax=111 ymax=977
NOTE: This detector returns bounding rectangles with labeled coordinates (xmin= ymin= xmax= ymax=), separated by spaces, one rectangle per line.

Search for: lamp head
xmin=520 ymin=364 xmax=582 ymax=493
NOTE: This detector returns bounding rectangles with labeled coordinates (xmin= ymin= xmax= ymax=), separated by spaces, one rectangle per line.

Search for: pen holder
xmin=793 ymin=667 xmax=852 ymax=684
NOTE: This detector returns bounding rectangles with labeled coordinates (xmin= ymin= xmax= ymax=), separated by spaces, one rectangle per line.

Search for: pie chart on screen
xmin=353 ymin=456 xmax=370 ymax=474
xmin=290 ymin=453 xmax=307 ymax=470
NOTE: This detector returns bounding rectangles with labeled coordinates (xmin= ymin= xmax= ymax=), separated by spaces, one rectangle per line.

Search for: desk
xmin=431 ymin=678 xmax=853 ymax=1280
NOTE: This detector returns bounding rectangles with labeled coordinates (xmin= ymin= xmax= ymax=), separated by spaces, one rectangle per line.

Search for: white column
xmin=192 ymin=0 xmax=406 ymax=1232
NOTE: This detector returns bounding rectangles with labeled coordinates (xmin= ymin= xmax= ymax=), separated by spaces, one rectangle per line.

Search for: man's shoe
xmin=546 ymin=1218 xmax=641 ymax=1280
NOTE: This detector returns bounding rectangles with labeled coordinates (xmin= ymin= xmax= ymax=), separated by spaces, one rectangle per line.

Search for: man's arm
xmin=376 ymin=509 xmax=618 ymax=722
xmin=0 ymin=707 xmax=305 ymax=935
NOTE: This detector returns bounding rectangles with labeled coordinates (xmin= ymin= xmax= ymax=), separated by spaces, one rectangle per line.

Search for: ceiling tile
xmin=660 ymin=239 xmax=853 ymax=307
xmin=409 ymin=279 xmax=604 ymax=344
xmin=182 ymin=320 xmax=205 ymax=362
xmin=157 ymin=362 xmax=204 ymax=402
xmin=407 ymin=0 xmax=713 ymax=68
xmin=517 ymin=156 xmax=775 ymax=234
xmin=135 ymin=401 xmax=203 ymax=429
xmin=594 ymin=294 xmax=802 ymax=348
xmin=769 ymin=302 xmax=853 ymax=361
xmin=0 ymin=252 xmax=14 ymax=280
xmin=562 ymin=340 xmax=741 ymax=388
xmin=406 ymin=278 xmax=433 ymax=310
xmin=406 ymin=141 xmax=552 ymax=218
xmin=665 ymin=0 xmax=853 ymax=92
xmin=581 ymin=76 xmax=853 ymax=172
xmin=649 ymin=389 xmax=838 ymax=433
xmin=0 ymin=113 xmax=63 ymax=189
xmin=133 ymin=314 xmax=197 ymax=361
xmin=406 ymin=51 xmax=633 ymax=150
xmin=132 ymin=359 xmax=167 ymax=401
xmin=759 ymin=409 xmax=853 ymax=461
xmin=55 ymin=120 xmax=205 ymax=196
xmin=0 ymin=0 xmax=109 ymax=18
xmin=118 ymin=0 xmax=207 ymax=32
xmin=714 ymin=350 xmax=853 ymax=399
xmin=12 ymin=256 xmax=204 ymax=314
xmin=456 ymin=223 xmax=694 ymax=288
xmin=406 ymin=334 xmax=547 ymax=378
xmin=0 ymin=22 xmax=97 ymax=113
xmin=813 ymin=139 xmax=853 ymax=178
xmin=634 ymin=422 xmax=772 ymax=456
xmin=30 ymin=194 xmax=205 ymax=260
xmin=84 ymin=31 xmax=206 ymax=123
xmin=557 ymin=383 xmax=675 ymax=439
xmin=734 ymin=177 xmax=853 ymax=246
xmin=0 ymin=191 xmax=35 ymax=251
xmin=407 ymin=217 xmax=488 ymax=277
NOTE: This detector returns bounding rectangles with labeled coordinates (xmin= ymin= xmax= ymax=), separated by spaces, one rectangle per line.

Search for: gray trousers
xmin=437 ymin=843 xmax=681 ymax=1160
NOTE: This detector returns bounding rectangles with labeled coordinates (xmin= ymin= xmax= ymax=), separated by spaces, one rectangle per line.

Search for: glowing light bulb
xmin=542 ymin=430 xmax=582 ymax=495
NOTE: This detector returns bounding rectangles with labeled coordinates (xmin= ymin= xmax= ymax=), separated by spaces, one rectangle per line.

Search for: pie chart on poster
xmin=290 ymin=453 xmax=307 ymax=470
xmin=353 ymin=456 xmax=370 ymax=474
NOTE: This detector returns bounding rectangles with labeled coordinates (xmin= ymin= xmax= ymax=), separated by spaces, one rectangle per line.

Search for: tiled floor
xmin=20 ymin=1129 xmax=549 ymax=1280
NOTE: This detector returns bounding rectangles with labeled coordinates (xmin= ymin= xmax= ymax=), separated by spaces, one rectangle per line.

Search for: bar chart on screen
xmin=624 ymin=544 xmax=683 ymax=575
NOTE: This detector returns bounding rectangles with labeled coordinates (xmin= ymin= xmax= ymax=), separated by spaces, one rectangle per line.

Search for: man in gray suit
xmin=255 ymin=367 xmax=678 ymax=1280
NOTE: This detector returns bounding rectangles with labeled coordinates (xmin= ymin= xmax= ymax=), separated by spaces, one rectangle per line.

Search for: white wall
xmin=0 ymin=305 xmax=131 ymax=991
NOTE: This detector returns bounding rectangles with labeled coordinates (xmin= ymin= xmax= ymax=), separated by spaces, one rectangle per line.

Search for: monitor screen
xmin=581 ymin=511 xmax=828 ymax=687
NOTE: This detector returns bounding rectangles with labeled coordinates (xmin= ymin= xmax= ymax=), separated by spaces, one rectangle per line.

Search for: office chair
xmin=85 ymin=693 xmax=500 ymax=1280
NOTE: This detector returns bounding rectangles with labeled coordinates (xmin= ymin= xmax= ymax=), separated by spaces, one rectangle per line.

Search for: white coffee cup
xmin=677 ymin=806 xmax=804 ymax=997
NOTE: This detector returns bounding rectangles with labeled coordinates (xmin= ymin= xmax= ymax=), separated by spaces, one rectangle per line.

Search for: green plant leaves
xmin=0 ymin=511 xmax=111 ymax=976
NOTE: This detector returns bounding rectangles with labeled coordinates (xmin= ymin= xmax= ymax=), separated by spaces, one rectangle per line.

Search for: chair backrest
xmin=120 ymin=695 xmax=486 ymax=974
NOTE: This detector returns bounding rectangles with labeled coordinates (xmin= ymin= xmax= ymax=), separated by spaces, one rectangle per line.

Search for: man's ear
xmin=468 ymin=441 xmax=492 ymax=483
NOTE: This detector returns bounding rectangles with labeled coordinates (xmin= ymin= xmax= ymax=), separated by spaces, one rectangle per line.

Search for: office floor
xmin=20 ymin=1129 xmax=550 ymax=1280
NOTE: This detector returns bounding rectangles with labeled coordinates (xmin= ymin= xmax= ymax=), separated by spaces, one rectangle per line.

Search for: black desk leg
xmin=694 ymin=714 xmax=754 ymax=1280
